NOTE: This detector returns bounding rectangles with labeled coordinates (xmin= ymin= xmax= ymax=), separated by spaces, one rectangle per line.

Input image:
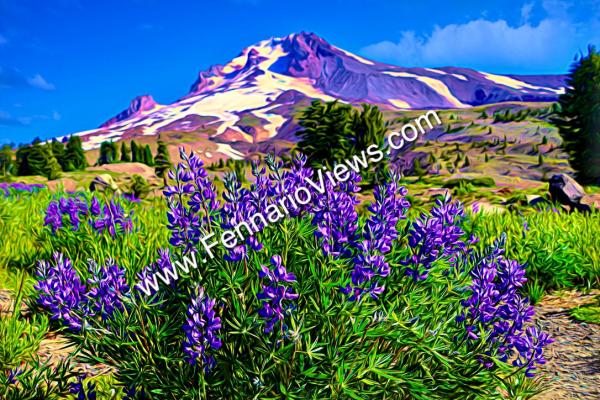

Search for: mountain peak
xmin=100 ymin=95 xmax=159 ymax=128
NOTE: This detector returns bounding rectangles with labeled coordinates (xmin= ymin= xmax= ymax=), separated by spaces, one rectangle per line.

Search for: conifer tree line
xmin=96 ymin=138 xmax=171 ymax=177
xmin=0 ymin=135 xmax=171 ymax=182
xmin=1 ymin=136 xmax=87 ymax=180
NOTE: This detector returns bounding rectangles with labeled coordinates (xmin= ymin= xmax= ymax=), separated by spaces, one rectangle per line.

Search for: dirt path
xmin=535 ymin=290 xmax=600 ymax=400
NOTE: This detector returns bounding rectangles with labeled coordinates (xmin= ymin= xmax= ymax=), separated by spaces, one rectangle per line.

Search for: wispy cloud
xmin=27 ymin=74 xmax=55 ymax=90
xmin=0 ymin=111 xmax=27 ymax=126
xmin=0 ymin=67 xmax=56 ymax=90
xmin=360 ymin=1 xmax=599 ymax=73
xmin=0 ymin=109 xmax=61 ymax=127
xmin=520 ymin=2 xmax=535 ymax=23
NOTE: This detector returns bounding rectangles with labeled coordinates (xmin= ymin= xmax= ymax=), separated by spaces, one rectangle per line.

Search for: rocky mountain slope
xmin=58 ymin=32 xmax=567 ymax=159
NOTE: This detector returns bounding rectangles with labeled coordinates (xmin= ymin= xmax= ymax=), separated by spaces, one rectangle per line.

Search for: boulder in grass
xmin=548 ymin=174 xmax=590 ymax=213
xmin=90 ymin=174 xmax=122 ymax=195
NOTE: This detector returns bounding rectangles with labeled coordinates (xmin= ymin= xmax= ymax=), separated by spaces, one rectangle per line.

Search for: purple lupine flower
xmin=343 ymin=176 xmax=410 ymax=300
xmin=281 ymin=154 xmax=314 ymax=217
xmin=182 ymin=286 xmax=222 ymax=372
xmin=311 ymin=171 xmax=361 ymax=257
xmin=44 ymin=201 xmax=63 ymax=233
xmin=122 ymin=386 xmax=147 ymax=400
xmin=404 ymin=193 xmax=466 ymax=281
xmin=35 ymin=253 xmax=87 ymax=331
xmin=7 ymin=368 xmax=22 ymax=385
xmin=459 ymin=235 xmax=553 ymax=376
xmin=0 ymin=182 xmax=46 ymax=197
xmin=164 ymin=148 xmax=219 ymax=254
xmin=513 ymin=326 xmax=554 ymax=377
xmin=257 ymin=255 xmax=298 ymax=334
xmin=90 ymin=199 xmax=133 ymax=236
xmin=86 ymin=259 xmax=130 ymax=320
xmin=135 ymin=248 xmax=174 ymax=296
xmin=221 ymin=172 xmax=258 ymax=261
xmin=70 ymin=375 xmax=97 ymax=400
xmin=90 ymin=197 xmax=101 ymax=216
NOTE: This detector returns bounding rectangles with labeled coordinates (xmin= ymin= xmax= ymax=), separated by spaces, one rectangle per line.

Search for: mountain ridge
xmin=58 ymin=32 xmax=567 ymax=157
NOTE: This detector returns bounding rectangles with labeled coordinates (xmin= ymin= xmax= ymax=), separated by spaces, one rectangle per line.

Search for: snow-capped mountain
xmin=64 ymin=32 xmax=567 ymax=156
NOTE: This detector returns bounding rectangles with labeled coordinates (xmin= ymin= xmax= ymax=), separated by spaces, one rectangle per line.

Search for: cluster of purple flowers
xmin=0 ymin=182 xmax=45 ymax=197
xmin=257 ymin=255 xmax=299 ymax=334
xmin=220 ymin=171 xmax=262 ymax=261
xmin=343 ymin=177 xmax=410 ymax=300
xmin=458 ymin=236 xmax=553 ymax=376
xmin=87 ymin=259 xmax=130 ymax=320
xmin=311 ymin=172 xmax=361 ymax=258
xmin=35 ymin=253 xmax=130 ymax=331
xmin=182 ymin=286 xmax=222 ymax=371
xmin=35 ymin=253 xmax=87 ymax=331
xmin=164 ymin=148 xmax=220 ymax=253
xmin=43 ymin=195 xmax=133 ymax=236
xmin=403 ymin=193 xmax=467 ymax=281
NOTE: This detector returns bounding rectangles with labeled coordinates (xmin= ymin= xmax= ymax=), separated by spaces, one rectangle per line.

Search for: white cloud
xmin=360 ymin=2 xmax=598 ymax=73
xmin=26 ymin=74 xmax=55 ymax=90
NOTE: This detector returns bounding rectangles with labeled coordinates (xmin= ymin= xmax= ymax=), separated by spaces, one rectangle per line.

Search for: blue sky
xmin=0 ymin=0 xmax=598 ymax=144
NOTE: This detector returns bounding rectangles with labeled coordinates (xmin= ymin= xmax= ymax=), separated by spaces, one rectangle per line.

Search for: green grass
xmin=571 ymin=297 xmax=600 ymax=324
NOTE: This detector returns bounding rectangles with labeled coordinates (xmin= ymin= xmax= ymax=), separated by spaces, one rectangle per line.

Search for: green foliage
xmin=0 ymin=357 xmax=76 ymax=400
xmin=42 ymin=150 xmax=62 ymax=180
xmin=154 ymin=137 xmax=171 ymax=183
xmin=64 ymin=136 xmax=88 ymax=171
xmin=97 ymin=141 xmax=119 ymax=165
xmin=50 ymin=140 xmax=66 ymax=171
xmin=570 ymin=297 xmax=600 ymax=324
xmin=0 ymin=272 xmax=48 ymax=369
xmin=129 ymin=174 xmax=151 ymax=200
xmin=553 ymin=46 xmax=600 ymax=184
xmin=143 ymin=144 xmax=154 ymax=166
xmin=296 ymin=101 xmax=388 ymax=184
xmin=131 ymin=140 xmax=140 ymax=163
xmin=467 ymin=209 xmax=600 ymax=295
xmin=15 ymin=139 xmax=62 ymax=179
xmin=443 ymin=177 xmax=496 ymax=188
xmin=0 ymin=144 xmax=14 ymax=177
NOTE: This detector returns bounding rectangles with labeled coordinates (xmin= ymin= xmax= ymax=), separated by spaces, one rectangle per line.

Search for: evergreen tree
xmin=131 ymin=140 xmax=144 ymax=163
xmin=64 ymin=136 xmax=88 ymax=171
xmin=296 ymin=100 xmax=354 ymax=167
xmin=296 ymin=101 xmax=388 ymax=184
xmin=98 ymin=141 xmax=111 ymax=165
xmin=143 ymin=144 xmax=154 ymax=166
xmin=0 ymin=144 xmax=14 ymax=177
xmin=15 ymin=144 xmax=32 ymax=176
xmin=553 ymin=46 xmax=600 ymax=184
xmin=121 ymin=141 xmax=131 ymax=162
xmin=27 ymin=139 xmax=47 ymax=176
xmin=43 ymin=149 xmax=62 ymax=180
xmin=154 ymin=137 xmax=171 ymax=185
xmin=50 ymin=139 xmax=66 ymax=171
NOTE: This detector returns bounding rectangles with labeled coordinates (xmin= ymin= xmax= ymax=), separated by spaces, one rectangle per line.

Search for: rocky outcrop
xmin=548 ymin=174 xmax=591 ymax=213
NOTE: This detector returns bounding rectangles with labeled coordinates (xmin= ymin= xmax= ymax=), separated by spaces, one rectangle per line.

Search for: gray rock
xmin=549 ymin=174 xmax=590 ymax=213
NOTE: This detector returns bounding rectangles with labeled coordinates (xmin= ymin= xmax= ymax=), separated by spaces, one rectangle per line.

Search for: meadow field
xmin=0 ymin=130 xmax=598 ymax=399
